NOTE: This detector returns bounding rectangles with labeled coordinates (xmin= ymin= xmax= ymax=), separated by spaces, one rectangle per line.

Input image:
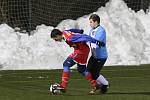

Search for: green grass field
xmin=0 ymin=65 xmax=150 ymax=100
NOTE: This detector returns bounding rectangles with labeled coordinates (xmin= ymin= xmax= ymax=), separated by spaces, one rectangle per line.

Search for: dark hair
xmin=89 ymin=14 xmax=100 ymax=24
xmin=51 ymin=29 xmax=62 ymax=38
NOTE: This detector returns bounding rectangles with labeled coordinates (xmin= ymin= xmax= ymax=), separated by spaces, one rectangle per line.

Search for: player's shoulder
xmin=97 ymin=26 xmax=106 ymax=33
xmin=97 ymin=25 xmax=105 ymax=31
xmin=63 ymin=30 xmax=75 ymax=40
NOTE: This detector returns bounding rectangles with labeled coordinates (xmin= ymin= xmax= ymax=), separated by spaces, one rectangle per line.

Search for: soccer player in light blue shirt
xmin=87 ymin=14 xmax=109 ymax=94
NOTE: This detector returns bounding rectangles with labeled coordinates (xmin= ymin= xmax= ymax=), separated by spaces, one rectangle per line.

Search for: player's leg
xmin=93 ymin=58 xmax=108 ymax=85
xmin=60 ymin=57 xmax=76 ymax=91
xmin=87 ymin=56 xmax=109 ymax=94
xmin=94 ymin=58 xmax=109 ymax=93
xmin=87 ymin=56 xmax=108 ymax=83
xmin=77 ymin=64 xmax=98 ymax=89
xmin=87 ymin=56 xmax=96 ymax=79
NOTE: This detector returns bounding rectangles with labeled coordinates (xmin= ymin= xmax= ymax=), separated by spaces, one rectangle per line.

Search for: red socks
xmin=60 ymin=72 xmax=97 ymax=89
xmin=85 ymin=72 xmax=97 ymax=87
xmin=60 ymin=72 xmax=70 ymax=89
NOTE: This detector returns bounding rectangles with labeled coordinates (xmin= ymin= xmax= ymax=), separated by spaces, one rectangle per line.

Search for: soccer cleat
xmin=89 ymin=89 xmax=95 ymax=94
xmin=89 ymin=84 xmax=101 ymax=94
xmin=89 ymin=84 xmax=110 ymax=94
xmin=100 ymin=84 xmax=109 ymax=94
xmin=49 ymin=83 xmax=66 ymax=95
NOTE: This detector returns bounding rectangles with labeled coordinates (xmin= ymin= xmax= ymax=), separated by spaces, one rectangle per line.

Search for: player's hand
xmin=80 ymin=29 xmax=84 ymax=34
xmin=96 ymin=41 xmax=105 ymax=47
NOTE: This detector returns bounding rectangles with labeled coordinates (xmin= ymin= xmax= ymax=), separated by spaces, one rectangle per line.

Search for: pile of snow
xmin=0 ymin=24 xmax=71 ymax=69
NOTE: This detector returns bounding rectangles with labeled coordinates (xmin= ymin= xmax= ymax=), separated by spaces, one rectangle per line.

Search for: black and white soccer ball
xmin=50 ymin=83 xmax=61 ymax=94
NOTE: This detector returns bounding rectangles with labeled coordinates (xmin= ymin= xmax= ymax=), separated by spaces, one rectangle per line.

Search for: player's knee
xmin=78 ymin=68 xmax=86 ymax=74
xmin=63 ymin=58 xmax=76 ymax=72
xmin=63 ymin=66 xmax=70 ymax=72
xmin=63 ymin=58 xmax=75 ymax=67
xmin=92 ymin=74 xmax=99 ymax=80
xmin=77 ymin=65 xmax=86 ymax=75
xmin=63 ymin=60 xmax=70 ymax=67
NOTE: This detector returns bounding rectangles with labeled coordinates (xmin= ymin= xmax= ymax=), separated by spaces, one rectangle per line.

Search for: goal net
xmin=0 ymin=0 xmax=149 ymax=32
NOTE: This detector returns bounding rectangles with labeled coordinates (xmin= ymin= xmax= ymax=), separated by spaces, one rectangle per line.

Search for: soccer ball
xmin=49 ymin=83 xmax=61 ymax=94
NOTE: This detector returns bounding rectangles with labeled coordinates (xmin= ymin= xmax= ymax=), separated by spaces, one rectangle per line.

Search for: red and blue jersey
xmin=62 ymin=30 xmax=98 ymax=65
xmin=63 ymin=31 xmax=89 ymax=65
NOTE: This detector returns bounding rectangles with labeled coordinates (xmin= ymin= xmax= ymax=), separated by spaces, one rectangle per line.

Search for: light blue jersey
xmin=89 ymin=26 xmax=108 ymax=59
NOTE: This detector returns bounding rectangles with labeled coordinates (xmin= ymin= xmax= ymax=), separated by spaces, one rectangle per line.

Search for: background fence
xmin=0 ymin=0 xmax=150 ymax=33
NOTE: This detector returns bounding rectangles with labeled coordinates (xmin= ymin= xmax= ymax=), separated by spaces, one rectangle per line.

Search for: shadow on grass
xmin=107 ymin=91 xmax=150 ymax=95
xmin=61 ymin=90 xmax=150 ymax=96
xmin=57 ymin=87 xmax=150 ymax=96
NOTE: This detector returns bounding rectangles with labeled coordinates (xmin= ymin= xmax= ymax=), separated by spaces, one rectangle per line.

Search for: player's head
xmin=51 ymin=29 xmax=63 ymax=42
xmin=89 ymin=14 xmax=100 ymax=29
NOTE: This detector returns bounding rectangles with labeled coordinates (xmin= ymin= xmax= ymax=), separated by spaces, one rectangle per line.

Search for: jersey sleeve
xmin=70 ymin=33 xmax=97 ymax=43
xmin=65 ymin=29 xmax=84 ymax=34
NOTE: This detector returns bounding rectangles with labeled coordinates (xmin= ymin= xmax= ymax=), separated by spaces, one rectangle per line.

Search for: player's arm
xmin=65 ymin=29 xmax=84 ymax=34
xmin=70 ymin=34 xmax=105 ymax=47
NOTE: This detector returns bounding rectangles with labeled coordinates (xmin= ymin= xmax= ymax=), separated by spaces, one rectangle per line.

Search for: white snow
xmin=0 ymin=0 xmax=150 ymax=70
